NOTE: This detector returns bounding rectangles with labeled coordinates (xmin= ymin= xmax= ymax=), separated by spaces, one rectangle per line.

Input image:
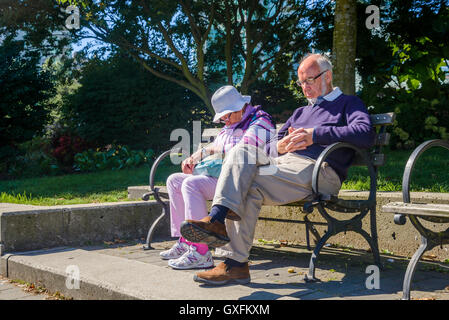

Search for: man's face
xmin=297 ymin=59 xmax=330 ymax=100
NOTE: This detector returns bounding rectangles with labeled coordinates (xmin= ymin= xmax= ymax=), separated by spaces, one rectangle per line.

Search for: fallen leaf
xmin=288 ymin=268 xmax=295 ymax=273
xmin=280 ymin=240 xmax=289 ymax=247
xmin=423 ymin=254 xmax=437 ymax=260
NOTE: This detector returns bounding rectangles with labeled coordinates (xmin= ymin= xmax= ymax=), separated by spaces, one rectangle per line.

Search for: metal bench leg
xmin=358 ymin=228 xmax=382 ymax=269
xmin=304 ymin=230 xmax=332 ymax=282
xmin=369 ymin=208 xmax=382 ymax=269
xmin=402 ymin=236 xmax=429 ymax=300
xmin=143 ymin=201 xmax=169 ymax=250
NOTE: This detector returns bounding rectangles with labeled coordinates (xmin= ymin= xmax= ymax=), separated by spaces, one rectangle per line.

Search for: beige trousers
xmin=213 ymin=144 xmax=341 ymax=262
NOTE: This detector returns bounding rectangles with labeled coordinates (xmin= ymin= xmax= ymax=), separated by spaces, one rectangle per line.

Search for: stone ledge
xmin=128 ymin=185 xmax=449 ymax=203
xmin=0 ymin=201 xmax=169 ymax=254
xmin=128 ymin=186 xmax=449 ymax=260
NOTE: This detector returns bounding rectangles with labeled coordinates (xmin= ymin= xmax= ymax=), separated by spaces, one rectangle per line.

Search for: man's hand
xmin=277 ymin=127 xmax=314 ymax=154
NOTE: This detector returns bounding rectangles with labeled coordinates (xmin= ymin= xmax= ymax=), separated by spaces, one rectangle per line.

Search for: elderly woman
xmin=160 ymin=85 xmax=275 ymax=270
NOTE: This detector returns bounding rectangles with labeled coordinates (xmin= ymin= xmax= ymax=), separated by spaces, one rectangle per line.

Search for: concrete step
xmin=2 ymin=240 xmax=449 ymax=300
xmin=0 ymin=201 xmax=169 ymax=254
xmin=0 ymin=246 xmax=270 ymax=300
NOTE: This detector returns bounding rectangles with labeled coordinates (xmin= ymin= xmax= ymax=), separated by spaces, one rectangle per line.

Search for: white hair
xmin=316 ymin=54 xmax=333 ymax=73
xmin=299 ymin=53 xmax=333 ymax=73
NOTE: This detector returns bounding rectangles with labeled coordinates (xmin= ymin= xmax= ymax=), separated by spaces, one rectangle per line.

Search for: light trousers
xmin=166 ymin=173 xmax=217 ymax=237
xmin=212 ymin=144 xmax=342 ymax=262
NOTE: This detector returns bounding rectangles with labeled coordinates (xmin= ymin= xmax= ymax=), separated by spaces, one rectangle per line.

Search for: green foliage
xmin=6 ymin=137 xmax=62 ymax=179
xmin=250 ymin=79 xmax=307 ymax=124
xmin=356 ymin=1 xmax=449 ymax=149
xmin=63 ymin=52 xmax=206 ymax=153
xmin=0 ymin=35 xmax=55 ymax=170
xmin=73 ymin=145 xmax=155 ymax=173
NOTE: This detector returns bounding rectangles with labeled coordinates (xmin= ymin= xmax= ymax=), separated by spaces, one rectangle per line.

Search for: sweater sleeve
xmin=312 ymin=98 xmax=375 ymax=149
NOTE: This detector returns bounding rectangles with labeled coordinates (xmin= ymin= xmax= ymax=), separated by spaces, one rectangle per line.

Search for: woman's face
xmin=220 ymin=105 xmax=246 ymax=126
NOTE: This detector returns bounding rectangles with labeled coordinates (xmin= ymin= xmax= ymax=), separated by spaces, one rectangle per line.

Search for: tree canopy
xmin=0 ymin=35 xmax=55 ymax=166
xmin=64 ymin=0 xmax=330 ymax=113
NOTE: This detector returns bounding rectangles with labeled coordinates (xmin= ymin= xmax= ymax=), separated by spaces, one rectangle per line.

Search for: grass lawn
xmin=0 ymin=158 xmax=179 ymax=206
xmin=1 ymin=148 xmax=448 ymax=206
xmin=344 ymin=147 xmax=449 ymax=192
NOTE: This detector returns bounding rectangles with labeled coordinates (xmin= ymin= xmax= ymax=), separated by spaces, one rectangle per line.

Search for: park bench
xmin=382 ymin=139 xmax=449 ymax=300
xmin=142 ymin=112 xmax=395 ymax=282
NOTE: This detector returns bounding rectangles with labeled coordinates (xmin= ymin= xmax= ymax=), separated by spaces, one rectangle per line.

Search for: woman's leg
xmin=166 ymin=172 xmax=192 ymax=237
xmin=180 ymin=175 xmax=218 ymax=255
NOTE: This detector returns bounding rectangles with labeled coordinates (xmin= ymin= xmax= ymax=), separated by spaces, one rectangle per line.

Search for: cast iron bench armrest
xmin=141 ymin=148 xmax=183 ymax=201
xmin=303 ymin=142 xmax=377 ymax=214
xmin=392 ymin=139 xmax=449 ymax=225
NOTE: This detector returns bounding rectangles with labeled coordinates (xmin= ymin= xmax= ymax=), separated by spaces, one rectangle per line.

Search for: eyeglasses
xmin=296 ymin=70 xmax=328 ymax=87
xmin=219 ymin=108 xmax=244 ymax=124
xmin=219 ymin=112 xmax=233 ymax=124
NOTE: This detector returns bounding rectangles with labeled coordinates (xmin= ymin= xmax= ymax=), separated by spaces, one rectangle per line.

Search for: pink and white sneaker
xmin=159 ymin=240 xmax=189 ymax=260
xmin=168 ymin=245 xmax=214 ymax=270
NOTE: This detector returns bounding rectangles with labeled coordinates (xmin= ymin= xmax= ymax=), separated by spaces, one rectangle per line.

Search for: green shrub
xmin=73 ymin=145 xmax=155 ymax=172
xmin=63 ymin=53 xmax=206 ymax=153
xmin=0 ymin=36 xmax=54 ymax=173
xmin=7 ymin=137 xmax=62 ymax=178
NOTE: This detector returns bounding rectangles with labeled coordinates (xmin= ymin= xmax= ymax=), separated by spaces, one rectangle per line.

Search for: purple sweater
xmin=272 ymin=94 xmax=375 ymax=182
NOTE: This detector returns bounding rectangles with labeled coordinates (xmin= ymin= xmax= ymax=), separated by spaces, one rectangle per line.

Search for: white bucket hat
xmin=211 ymin=85 xmax=251 ymax=123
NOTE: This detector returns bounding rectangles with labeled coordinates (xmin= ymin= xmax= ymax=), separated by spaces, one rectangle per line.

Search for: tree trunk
xmin=332 ymin=0 xmax=357 ymax=95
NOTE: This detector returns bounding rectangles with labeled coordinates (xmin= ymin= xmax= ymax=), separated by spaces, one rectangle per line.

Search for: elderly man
xmin=180 ymin=53 xmax=375 ymax=286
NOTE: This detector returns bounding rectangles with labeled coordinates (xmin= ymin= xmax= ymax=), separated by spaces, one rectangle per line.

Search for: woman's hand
xmin=181 ymin=156 xmax=195 ymax=174
xmin=181 ymin=150 xmax=203 ymax=174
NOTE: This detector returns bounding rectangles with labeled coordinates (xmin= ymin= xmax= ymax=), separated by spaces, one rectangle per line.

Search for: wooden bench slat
xmin=202 ymin=113 xmax=394 ymax=141
xmin=201 ymin=114 xmax=392 ymax=167
xmin=382 ymin=202 xmax=449 ymax=218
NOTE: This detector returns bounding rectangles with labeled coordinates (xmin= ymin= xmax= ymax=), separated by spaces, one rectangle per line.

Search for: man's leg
xmin=180 ymin=143 xmax=272 ymax=247
xmin=190 ymin=151 xmax=341 ymax=285
xmin=215 ymin=152 xmax=342 ymax=262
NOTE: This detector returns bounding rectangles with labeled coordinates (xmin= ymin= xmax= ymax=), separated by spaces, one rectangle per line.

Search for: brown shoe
xmin=180 ymin=216 xmax=230 ymax=248
xmin=225 ymin=210 xmax=241 ymax=221
xmin=193 ymin=261 xmax=250 ymax=286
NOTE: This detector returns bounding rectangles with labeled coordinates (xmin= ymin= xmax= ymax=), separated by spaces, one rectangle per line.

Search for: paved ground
xmin=2 ymin=236 xmax=449 ymax=300
xmin=0 ymin=275 xmax=57 ymax=300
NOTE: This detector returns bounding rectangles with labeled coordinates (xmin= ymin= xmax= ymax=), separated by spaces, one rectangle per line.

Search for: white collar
xmin=323 ymin=87 xmax=343 ymax=101
xmin=307 ymin=87 xmax=342 ymax=106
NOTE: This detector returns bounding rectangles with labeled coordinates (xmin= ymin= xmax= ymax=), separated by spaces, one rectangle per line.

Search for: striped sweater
xmin=213 ymin=105 xmax=275 ymax=154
